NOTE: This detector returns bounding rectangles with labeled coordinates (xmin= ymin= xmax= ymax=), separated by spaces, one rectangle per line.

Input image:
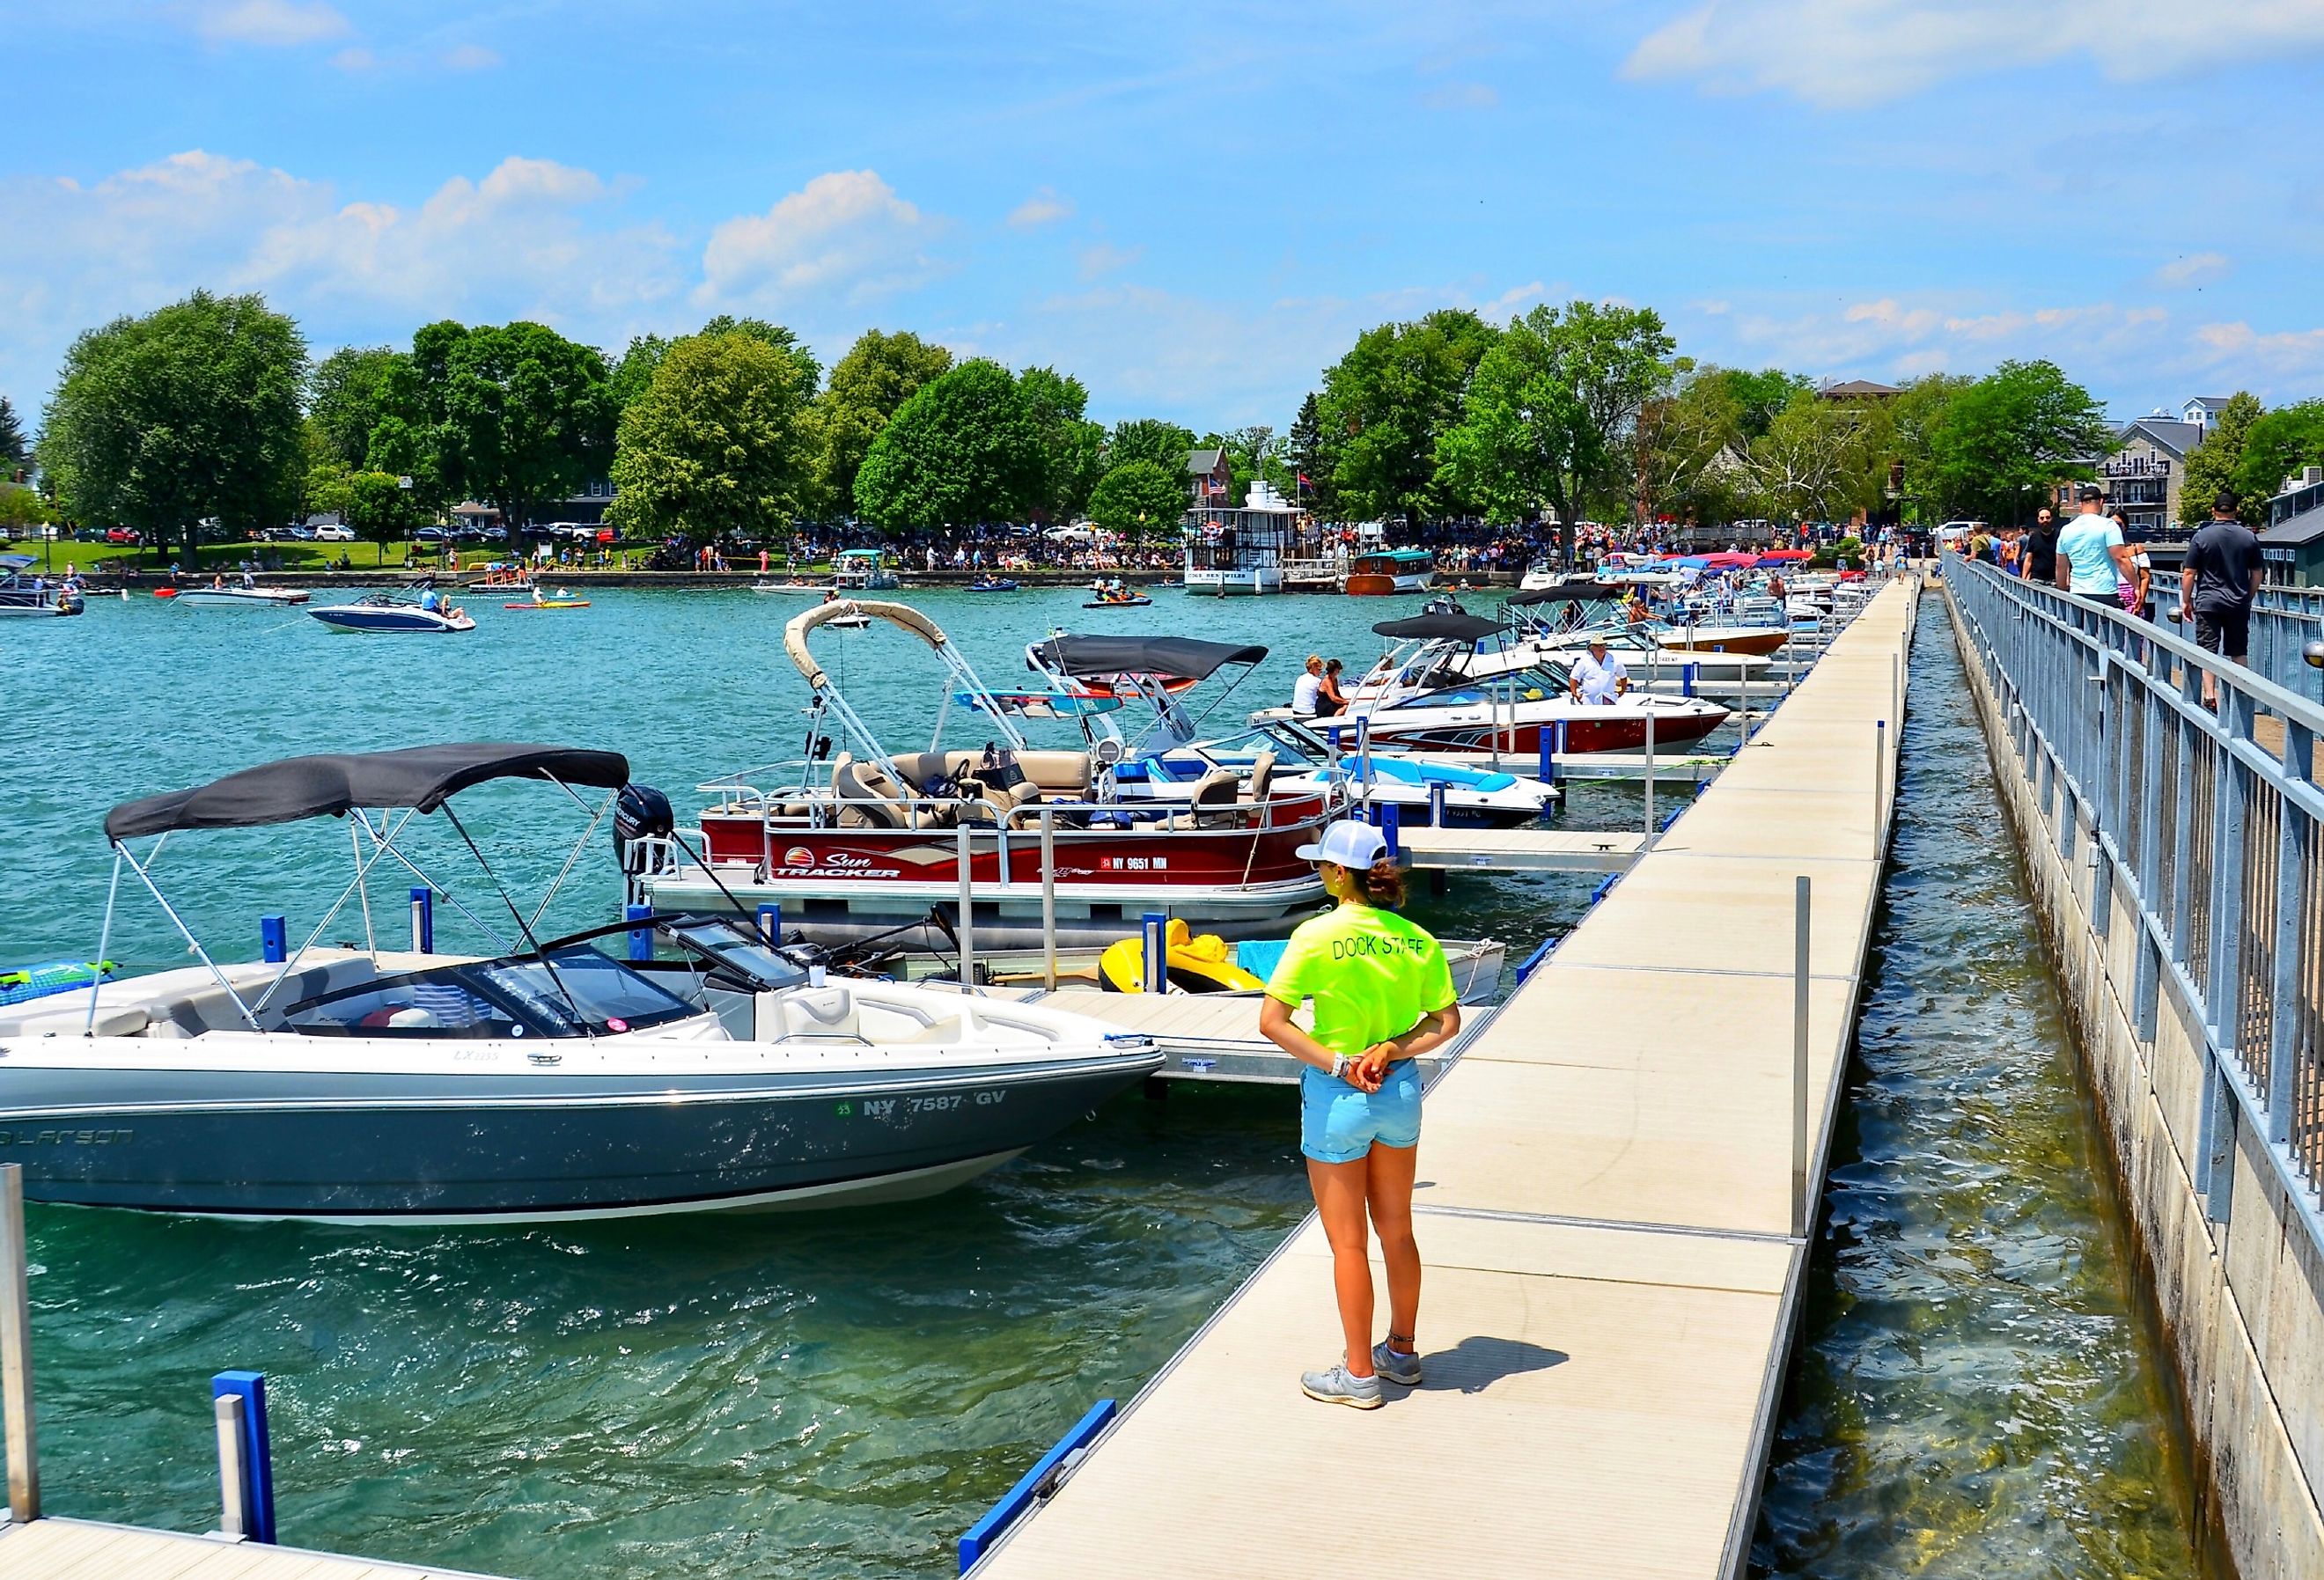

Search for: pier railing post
xmin=0 ymin=1164 xmax=38 ymax=1523
xmin=408 ymin=886 xmax=432 ymax=953
xmin=1040 ymin=810 xmax=1058 ymax=992
xmin=1791 ymin=876 xmax=1812 ymax=1240
xmin=214 ymin=1393 xmax=248 ymax=1539
xmin=1643 ymin=710 xmax=1658 ymax=849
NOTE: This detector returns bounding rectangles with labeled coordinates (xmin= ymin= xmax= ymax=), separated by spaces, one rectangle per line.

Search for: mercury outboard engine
xmin=613 ymin=783 xmax=675 ymax=906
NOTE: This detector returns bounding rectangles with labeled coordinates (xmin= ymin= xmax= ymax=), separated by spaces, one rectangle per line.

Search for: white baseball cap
xmin=1295 ymin=819 xmax=1390 ymax=868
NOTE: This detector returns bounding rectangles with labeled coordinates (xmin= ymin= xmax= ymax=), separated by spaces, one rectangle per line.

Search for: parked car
xmin=415 ymin=526 xmax=451 ymax=544
xmin=313 ymin=524 xmax=357 ymax=542
xmin=104 ymin=526 xmax=141 ymax=545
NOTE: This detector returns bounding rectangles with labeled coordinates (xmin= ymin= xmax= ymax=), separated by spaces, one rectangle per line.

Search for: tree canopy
xmin=0 ymin=395 xmax=27 ymax=470
xmin=309 ymin=346 xmax=408 ymax=470
xmin=37 ymin=289 xmax=307 ymax=558
xmin=1085 ymin=459 xmax=1186 ymax=539
xmin=1107 ymin=417 xmax=1197 ymax=474
xmin=607 ymin=329 xmax=818 ymax=542
xmin=1019 ymin=365 xmax=1105 ymax=521
xmin=853 ymin=359 xmax=1042 ymax=530
xmin=2233 ymin=401 xmax=2324 ymax=512
xmin=813 ymin=329 xmax=953 ymax=518
xmin=1918 ymin=359 xmax=2109 ymax=525
xmin=427 ymin=320 xmax=615 ymax=546
xmin=2180 ymin=392 xmax=2265 ymax=527
xmin=1319 ymin=308 xmax=1498 ymax=522
xmin=1434 ymin=300 xmax=1673 ymax=555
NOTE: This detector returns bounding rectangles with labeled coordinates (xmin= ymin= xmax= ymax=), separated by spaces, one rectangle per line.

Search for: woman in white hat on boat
xmin=1258 ymin=819 xmax=1461 ymax=1409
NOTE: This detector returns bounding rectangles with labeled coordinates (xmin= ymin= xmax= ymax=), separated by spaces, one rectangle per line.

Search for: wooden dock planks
xmin=969 ymin=579 xmax=1917 ymax=1580
xmin=0 ymin=1518 xmax=504 ymax=1579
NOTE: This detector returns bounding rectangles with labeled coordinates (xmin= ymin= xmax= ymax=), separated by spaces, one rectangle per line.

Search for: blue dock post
xmin=1428 ymin=778 xmax=1449 ymax=828
xmin=1683 ymin=661 xmax=1699 ymax=699
xmin=625 ymin=903 xmax=653 ymax=963
xmin=211 ymin=1371 xmax=276 ymax=1544
xmin=1141 ymin=912 xmax=1168 ymax=994
xmin=1380 ymin=801 xmax=1401 ymax=862
xmin=756 ymin=902 xmax=783 ymax=945
xmin=408 ymin=887 xmax=433 ymax=954
xmin=259 ymin=915 xmax=286 ymax=965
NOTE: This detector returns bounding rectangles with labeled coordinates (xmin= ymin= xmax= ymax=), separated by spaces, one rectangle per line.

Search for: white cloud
xmin=698 ymin=170 xmax=939 ymax=308
xmin=2192 ymin=320 xmax=2324 ymax=379
xmin=2154 ymin=251 xmax=2232 ymax=288
xmin=1077 ymin=241 xmax=1142 ymax=280
xmin=441 ymin=43 xmax=500 ymax=72
xmin=1625 ymin=0 xmax=2324 ymax=107
xmin=1007 ymin=187 xmax=1072 ymax=230
xmin=195 ymin=0 xmax=349 ymax=47
xmin=1420 ymin=82 xmax=1499 ymax=111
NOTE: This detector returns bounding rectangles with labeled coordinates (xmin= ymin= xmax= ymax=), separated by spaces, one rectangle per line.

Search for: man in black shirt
xmin=2181 ymin=488 xmax=2262 ymax=704
xmin=2019 ymin=507 xmax=2056 ymax=582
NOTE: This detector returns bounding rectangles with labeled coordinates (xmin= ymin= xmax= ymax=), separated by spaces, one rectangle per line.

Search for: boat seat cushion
xmin=9 ymin=1003 xmax=151 ymax=1039
xmin=768 ymin=986 xmax=861 ymax=1040
xmin=898 ymin=749 xmax=1092 ymax=799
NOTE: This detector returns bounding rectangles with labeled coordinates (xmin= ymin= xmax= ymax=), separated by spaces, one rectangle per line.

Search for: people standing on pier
xmin=2020 ymin=508 xmax=2057 ymax=582
xmin=2181 ymin=489 xmax=2262 ymax=706
xmin=2053 ymin=485 xmax=2135 ymax=604
xmin=1259 ymin=819 xmax=1461 ymax=1410
xmin=1570 ymin=637 xmax=1630 ymax=704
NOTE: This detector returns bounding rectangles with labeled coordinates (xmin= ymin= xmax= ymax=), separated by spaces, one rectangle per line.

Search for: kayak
xmin=504 ymin=599 xmax=592 ymax=609
xmin=1083 ymin=596 xmax=1153 ymax=608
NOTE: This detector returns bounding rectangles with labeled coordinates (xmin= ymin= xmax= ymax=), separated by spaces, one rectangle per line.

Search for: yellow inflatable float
xmin=1098 ymin=918 xmax=1267 ymax=994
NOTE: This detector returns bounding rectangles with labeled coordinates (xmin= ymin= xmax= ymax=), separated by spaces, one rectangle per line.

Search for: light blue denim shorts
xmin=1298 ymin=1059 xmax=1422 ymax=1163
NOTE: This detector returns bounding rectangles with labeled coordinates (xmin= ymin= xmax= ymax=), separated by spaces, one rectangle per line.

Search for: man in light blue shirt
xmin=2054 ymin=485 xmax=2134 ymax=599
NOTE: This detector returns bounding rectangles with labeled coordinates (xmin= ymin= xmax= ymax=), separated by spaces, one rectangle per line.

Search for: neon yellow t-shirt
xmin=1263 ymin=904 xmax=1457 ymax=1061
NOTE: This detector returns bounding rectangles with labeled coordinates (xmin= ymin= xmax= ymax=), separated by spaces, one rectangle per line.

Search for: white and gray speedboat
xmin=0 ymin=744 xmax=1159 ymax=1222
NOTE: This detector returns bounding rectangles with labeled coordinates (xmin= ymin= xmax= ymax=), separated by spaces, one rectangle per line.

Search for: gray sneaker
xmin=1299 ymin=1363 xmax=1383 ymax=1409
xmin=1372 ymin=1341 xmax=1422 ymax=1386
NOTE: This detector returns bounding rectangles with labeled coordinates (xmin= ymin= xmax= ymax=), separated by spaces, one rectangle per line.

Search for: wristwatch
xmin=1330 ymin=1053 xmax=1353 ymax=1082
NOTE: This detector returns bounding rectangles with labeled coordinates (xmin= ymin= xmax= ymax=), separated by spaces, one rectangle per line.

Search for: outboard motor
xmin=613 ymin=783 xmax=675 ymax=905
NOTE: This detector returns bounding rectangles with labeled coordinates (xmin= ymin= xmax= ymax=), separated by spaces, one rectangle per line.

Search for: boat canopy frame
xmin=85 ymin=745 xmax=632 ymax=1038
xmin=782 ymin=599 xmax=1029 ymax=787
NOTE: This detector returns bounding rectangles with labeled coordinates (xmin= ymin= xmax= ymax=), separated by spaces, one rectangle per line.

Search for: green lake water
xmin=0 ymin=584 xmax=2209 ymax=1577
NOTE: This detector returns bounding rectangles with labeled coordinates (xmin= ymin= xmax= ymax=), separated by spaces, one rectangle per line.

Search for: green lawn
xmin=0 ymin=536 xmax=430 ymax=572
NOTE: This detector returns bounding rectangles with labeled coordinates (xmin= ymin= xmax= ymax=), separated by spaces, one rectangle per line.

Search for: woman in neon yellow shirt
xmin=1259 ymin=819 xmax=1462 ymax=1409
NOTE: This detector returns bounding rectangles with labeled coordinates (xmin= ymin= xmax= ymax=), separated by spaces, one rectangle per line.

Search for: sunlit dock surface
xmin=0 ymin=1517 xmax=511 ymax=1579
xmin=967 ymin=580 xmax=1915 ymax=1579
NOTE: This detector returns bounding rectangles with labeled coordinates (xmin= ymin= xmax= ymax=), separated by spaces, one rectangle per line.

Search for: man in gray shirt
xmin=2181 ymin=489 xmax=2263 ymax=704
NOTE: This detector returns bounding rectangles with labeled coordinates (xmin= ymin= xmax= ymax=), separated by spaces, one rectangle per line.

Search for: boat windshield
xmin=283 ymin=946 xmax=699 ymax=1039
xmin=1394 ymin=664 xmax=1570 ymax=709
xmin=663 ymin=918 xmax=811 ymax=991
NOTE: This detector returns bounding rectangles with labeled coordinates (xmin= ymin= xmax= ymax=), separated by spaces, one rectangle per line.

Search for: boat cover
xmin=1369 ymin=613 xmax=1505 ymax=642
xmin=106 ymin=744 xmax=630 ymax=840
xmin=1506 ymin=581 xmax=1624 ymax=606
xmin=784 ymin=599 xmax=946 ymax=689
xmin=1031 ymin=635 xmax=1268 ymax=680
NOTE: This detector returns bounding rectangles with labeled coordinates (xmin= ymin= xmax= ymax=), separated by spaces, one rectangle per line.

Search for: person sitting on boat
xmin=1291 ymin=655 xmax=1326 ymax=717
xmin=1319 ymin=658 xmax=1350 ymax=713
xmin=420 ymin=584 xmax=441 ymax=614
xmin=1570 ymin=637 xmax=1630 ymax=705
xmin=210 ymin=574 xmax=226 ymax=591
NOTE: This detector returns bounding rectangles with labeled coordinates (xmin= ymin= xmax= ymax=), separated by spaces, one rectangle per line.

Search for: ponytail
xmin=1354 ymin=856 xmax=1407 ymax=911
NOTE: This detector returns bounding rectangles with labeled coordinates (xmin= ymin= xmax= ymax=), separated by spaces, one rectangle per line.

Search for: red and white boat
xmin=625 ymin=599 xmax=1338 ymax=951
xmin=1326 ymin=611 xmax=1730 ymax=756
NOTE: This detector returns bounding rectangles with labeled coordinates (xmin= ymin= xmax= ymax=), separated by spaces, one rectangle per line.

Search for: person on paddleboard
xmin=1259 ymin=819 xmax=1461 ymax=1409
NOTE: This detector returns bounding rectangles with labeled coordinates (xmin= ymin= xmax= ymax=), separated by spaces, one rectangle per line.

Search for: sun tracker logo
xmin=783 ymin=847 xmax=816 ymax=869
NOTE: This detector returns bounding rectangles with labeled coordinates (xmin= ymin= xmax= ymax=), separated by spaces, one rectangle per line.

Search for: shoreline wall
xmin=1944 ymin=580 xmax=2324 ymax=1580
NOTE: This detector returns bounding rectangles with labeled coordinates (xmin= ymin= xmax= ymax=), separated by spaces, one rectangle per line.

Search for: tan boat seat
xmin=1246 ymin=750 xmax=1276 ymax=803
xmin=898 ymin=749 xmax=1092 ymax=800
xmin=834 ymin=753 xmax=949 ymax=829
xmin=767 ymin=985 xmax=862 ymax=1040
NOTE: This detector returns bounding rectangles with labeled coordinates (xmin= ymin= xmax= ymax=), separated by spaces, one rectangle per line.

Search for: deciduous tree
xmin=853 ymin=359 xmax=1041 ymax=530
xmin=1019 ymin=365 xmax=1105 ymax=521
xmin=1287 ymin=393 xmax=1329 ymax=512
xmin=310 ymin=346 xmax=409 ymax=470
xmin=0 ymin=395 xmax=27 ymax=470
xmin=2179 ymin=393 xmax=2264 ymax=528
xmin=37 ymin=290 xmax=307 ymax=560
xmin=1921 ymin=359 xmax=2109 ymax=525
xmin=430 ymin=320 xmax=616 ymax=556
xmin=1434 ymin=300 xmax=1674 ymax=561
xmin=1106 ymin=417 xmax=1197 ymax=474
xmin=813 ymin=329 xmax=952 ymax=518
xmin=1085 ymin=458 xmax=1186 ymax=541
xmin=1320 ymin=309 xmax=1497 ymax=523
xmin=607 ymin=330 xmax=817 ymax=543
xmin=2232 ymin=400 xmax=2324 ymax=514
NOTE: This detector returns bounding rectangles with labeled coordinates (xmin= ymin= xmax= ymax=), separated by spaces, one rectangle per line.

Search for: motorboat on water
xmin=625 ymin=600 xmax=1339 ymax=950
xmin=310 ymin=592 xmax=475 ymax=633
xmin=1330 ymin=611 xmax=1729 ymax=756
xmin=966 ymin=577 xmax=1020 ymax=593
xmin=165 ymin=580 xmax=313 ymax=608
xmin=832 ymin=548 xmax=901 ymax=592
xmin=1019 ymin=633 xmax=1557 ymax=828
xmin=1343 ymin=547 xmax=1436 ymax=596
xmin=1491 ymin=584 xmax=1777 ymax=686
xmin=0 ymin=743 xmax=1160 ymax=1220
xmin=753 ymin=580 xmax=830 ymax=596
xmin=0 ymin=557 xmax=84 ymax=617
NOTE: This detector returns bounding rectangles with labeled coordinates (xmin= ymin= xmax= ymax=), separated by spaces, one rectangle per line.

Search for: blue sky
xmin=7 ymin=1 xmax=2323 ymax=429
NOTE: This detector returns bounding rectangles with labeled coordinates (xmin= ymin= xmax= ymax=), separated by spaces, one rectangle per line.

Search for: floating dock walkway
xmin=0 ymin=1517 xmax=501 ymax=1579
xmin=966 ymin=578 xmax=1916 ymax=1579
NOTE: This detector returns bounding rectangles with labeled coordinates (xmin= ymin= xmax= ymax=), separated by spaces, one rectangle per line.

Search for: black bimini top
xmin=1506 ymin=581 xmax=1625 ymax=606
xmin=1371 ymin=613 xmax=1507 ymax=643
xmin=1032 ymin=634 xmax=1269 ymax=680
xmin=106 ymin=744 xmax=630 ymax=841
